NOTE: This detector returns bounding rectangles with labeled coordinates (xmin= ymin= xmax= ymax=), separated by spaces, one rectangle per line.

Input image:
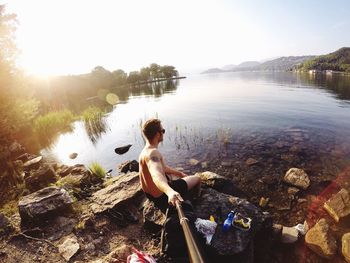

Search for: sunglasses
xmin=160 ymin=129 xmax=165 ymax=134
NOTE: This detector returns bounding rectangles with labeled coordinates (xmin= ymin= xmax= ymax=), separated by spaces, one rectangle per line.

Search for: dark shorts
xmin=145 ymin=179 xmax=188 ymax=213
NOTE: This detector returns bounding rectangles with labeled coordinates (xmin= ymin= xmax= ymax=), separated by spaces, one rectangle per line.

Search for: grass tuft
xmin=88 ymin=162 xmax=106 ymax=179
xmin=33 ymin=109 xmax=75 ymax=136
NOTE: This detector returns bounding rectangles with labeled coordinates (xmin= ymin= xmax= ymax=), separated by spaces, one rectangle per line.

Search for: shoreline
xmin=1 ymin=142 xmax=350 ymax=262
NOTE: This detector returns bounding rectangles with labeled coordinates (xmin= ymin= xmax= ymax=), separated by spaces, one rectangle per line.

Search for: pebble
xmin=201 ymin=162 xmax=208 ymax=169
xmin=245 ymin=158 xmax=258 ymax=166
xmin=259 ymin=197 xmax=269 ymax=208
xmin=281 ymin=226 xmax=299 ymax=243
xmin=189 ymin=159 xmax=200 ymax=166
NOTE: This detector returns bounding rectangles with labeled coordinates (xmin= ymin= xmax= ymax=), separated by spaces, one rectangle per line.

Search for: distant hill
xmin=299 ymin=47 xmax=350 ymax=72
xmin=253 ymin=56 xmax=315 ymax=71
xmin=201 ymin=56 xmax=314 ymax=74
xmin=201 ymin=68 xmax=226 ymax=74
xmin=222 ymin=64 xmax=237 ymax=71
xmin=237 ymin=61 xmax=260 ymax=68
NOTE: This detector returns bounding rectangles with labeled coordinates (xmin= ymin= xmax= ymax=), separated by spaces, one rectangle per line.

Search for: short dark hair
xmin=142 ymin=118 xmax=162 ymax=141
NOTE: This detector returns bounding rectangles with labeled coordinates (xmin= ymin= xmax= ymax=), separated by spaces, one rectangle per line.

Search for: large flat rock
xmin=194 ymin=188 xmax=272 ymax=256
xmin=143 ymin=187 xmax=272 ymax=260
xmin=89 ymin=172 xmax=144 ymax=214
xmin=18 ymin=186 xmax=74 ymax=223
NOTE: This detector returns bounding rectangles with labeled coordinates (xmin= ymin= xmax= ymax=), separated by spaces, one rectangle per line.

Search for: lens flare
xmin=106 ymin=93 xmax=119 ymax=105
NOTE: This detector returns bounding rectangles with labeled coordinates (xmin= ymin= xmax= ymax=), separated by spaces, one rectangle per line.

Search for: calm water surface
xmin=41 ymin=72 xmax=350 ymax=177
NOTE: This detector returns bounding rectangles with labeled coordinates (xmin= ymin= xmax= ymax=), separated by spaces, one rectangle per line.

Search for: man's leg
xmin=182 ymin=174 xmax=201 ymax=198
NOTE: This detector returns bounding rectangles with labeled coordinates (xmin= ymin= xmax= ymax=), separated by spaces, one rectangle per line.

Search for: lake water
xmin=41 ymin=71 xmax=350 ymax=182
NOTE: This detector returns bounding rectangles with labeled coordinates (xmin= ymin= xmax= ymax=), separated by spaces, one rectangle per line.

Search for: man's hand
xmin=179 ymin=172 xmax=189 ymax=178
xmin=167 ymin=190 xmax=184 ymax=206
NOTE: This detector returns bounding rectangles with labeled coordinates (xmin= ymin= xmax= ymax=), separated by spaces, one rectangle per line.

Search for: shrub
xmin=81 ymin=106 xmax=104 ymax=123
xmin=88 ymin=162 xmax=106 ymax=179
xmin=33 ymin=109 xmax=75 ymax=136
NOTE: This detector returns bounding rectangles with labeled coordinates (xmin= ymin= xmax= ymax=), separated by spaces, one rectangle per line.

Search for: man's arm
xmin=147 ymin=150 xmax=183 ymax=205
xmin=164 ymin=165 xmax=188 ymax=178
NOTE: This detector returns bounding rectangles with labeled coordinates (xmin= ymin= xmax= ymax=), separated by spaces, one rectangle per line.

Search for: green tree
xmin=160 ymin=65 xmax=178 ymax=78
xmin=112 ymin=69 xmax=127 ymax=86
xmin=127 ymin=71 xmax=141 ymax=84
xmin=0 ymin=5 xmax=19 ymax=143
xmin=149 ymin=63 xmax=161 ymax=80
xmin=139 ymin=67 xmax=151 ymax=81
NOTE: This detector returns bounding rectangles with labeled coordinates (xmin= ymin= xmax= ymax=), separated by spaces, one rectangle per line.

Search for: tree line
xmin=298 ymin=47 xmax=350 ymax=73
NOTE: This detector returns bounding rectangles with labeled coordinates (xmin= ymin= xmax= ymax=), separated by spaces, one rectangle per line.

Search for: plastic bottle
xmin=222 ymin=211 xmax=235 ymax=232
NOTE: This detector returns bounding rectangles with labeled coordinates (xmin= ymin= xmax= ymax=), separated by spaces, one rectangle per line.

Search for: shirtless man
xmin=139 ymin=118 xmax=201 ymax=212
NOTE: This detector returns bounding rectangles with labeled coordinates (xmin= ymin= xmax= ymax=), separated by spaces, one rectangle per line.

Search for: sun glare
xmin=9 ymin=0 xmax=269 ymax=76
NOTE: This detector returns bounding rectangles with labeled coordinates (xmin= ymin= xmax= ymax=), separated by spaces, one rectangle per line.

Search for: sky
xmin=5 ymin=0 xmax=350 ymax=76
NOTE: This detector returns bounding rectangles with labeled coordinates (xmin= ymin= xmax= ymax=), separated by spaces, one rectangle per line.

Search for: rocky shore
xmin=1 ymin=142 xmax=350 ymax=262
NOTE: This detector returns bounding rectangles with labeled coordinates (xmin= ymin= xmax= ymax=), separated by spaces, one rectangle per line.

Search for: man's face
xmin=158 ymin=125 xmax=164 ymax=142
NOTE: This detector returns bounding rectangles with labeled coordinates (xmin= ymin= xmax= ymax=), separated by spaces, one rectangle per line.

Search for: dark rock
xmin=25 ymin=164 xmax=57 ymax=192
xmin=114 ymin=144 xmax=132 ymax=155
xmin=0 ymin=213 xmax=14 ymax=236
xmin=69 ymin=152 xmax=78 ymax=159
xmin=143 ymin=199 xmax=166 ymax=232
xmin=194 ymin=188 xmax=272 ymax=257
xmin=119 ymin=160 xmax=139 ymax=173
xmin=143 ymin=187 xmax=273 ymax=260
xmin=57 ymin=165 xmax=73 ymax=177
xmin=71 ymin=164 xmax=90 ymax=176
xmin=55 ymin=171 xmax=102 ymax=200
xmin=272 ymin=224 xmax=283 ymax=240
xmin=89 ymin=172 xmax=144 ymax=214
xmin=18 ymin=186 xmax=74 ymax=224
xmin=196 ymin=171 xmax=230 ymax=190
xmin=196 ymin=171 xmax=247 ymax=198
xmin=44 ymin=216 xmax=78 ymax=241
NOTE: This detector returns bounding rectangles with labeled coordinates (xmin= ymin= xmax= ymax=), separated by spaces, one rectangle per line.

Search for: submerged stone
xmin=324 ymin=188 xmax=350 ymax=222
xmin=245 ymin=158 xmax=258 ymax=166
xmin=342 ymin=233 xmax=350 ymax=263
xmin=281 ymin=226 xmax=299 ymax=243
xmin=305 ymin=218 xmax=337 ymax=259
xmin=283 ymin=168 xmax=310 ymax=189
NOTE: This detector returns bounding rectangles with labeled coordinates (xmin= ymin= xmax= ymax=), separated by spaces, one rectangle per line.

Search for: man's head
xmin=142 ymin=118 xmax=165 ymax=143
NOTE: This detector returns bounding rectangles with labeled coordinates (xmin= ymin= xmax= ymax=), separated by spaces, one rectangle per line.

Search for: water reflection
xmin=128 ymin=79 xmax=179 ymax=98
xmin=232 ymin=71 xmax=350 ymax=102
xmin=301 ymin=73 xmax=350 ymax=101
xmin=83 ymin=114 xmax=109 ymax=144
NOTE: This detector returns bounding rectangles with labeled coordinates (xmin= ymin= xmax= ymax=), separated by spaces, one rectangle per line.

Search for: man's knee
xmin=193 ymin=174 xmax=201 ymax=185
xmin=186 ymin=174 xmax=200 ymax=189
